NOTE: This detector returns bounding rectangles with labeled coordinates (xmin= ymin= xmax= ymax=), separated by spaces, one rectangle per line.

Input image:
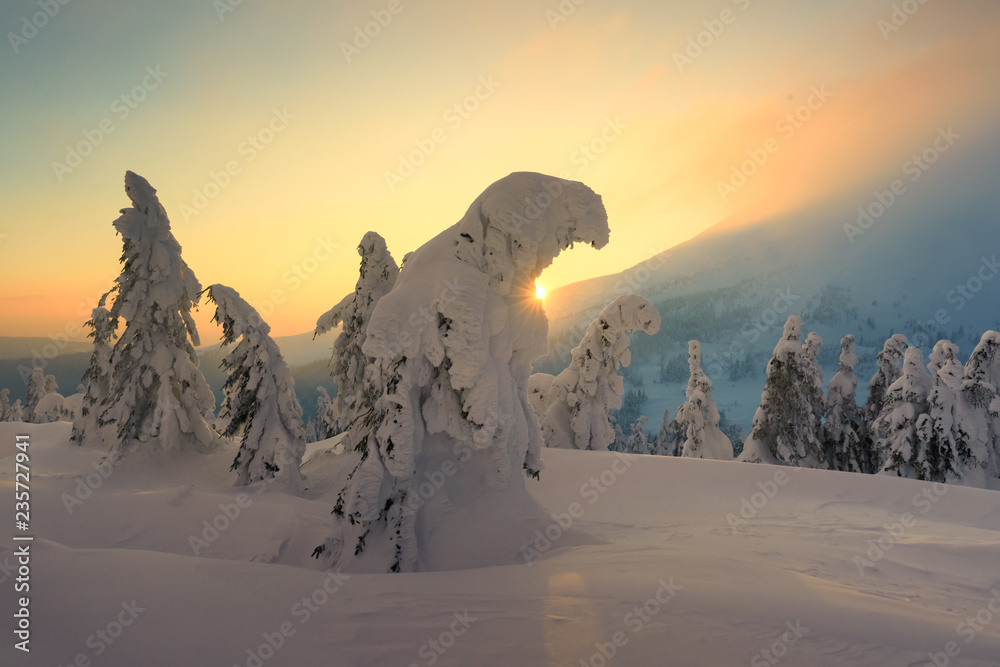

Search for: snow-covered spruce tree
xmin=877 ymin=347 xmax=935 ymax=479
xmin=101 ymin=171 xmax=217 ymax=460
xmin=526 ymin=372 xmax=556 ymax=422
xmin=863 ymin=333 xmax=908 ymax=470
xmin=315 ymin=231 xmax=399 ymax=437
xmin=800 ymin=331 xmax=825 ymax=429
xmin=306 ymin=386 xmax=334 ymax=443
xmin=24 ymin=367 xmax=45 ymax=424
xmin=823 ymin=334 xmax=867 ymax=472
xmin=314 ymin=172 xmax=611 ymax=573
xmin=44 ymin=374 xmax=58 ymax=396
xmin=739 ymin=315 xmax=825 ymax=467
xmin=207 ymin=284 xmax=306 ymax=494
xmin=917 ymin=340 xmax=985 ymax=485
xmin=72 ymin=306 xmax=117 ymax=447
xmin=9 ymin=400 xmax=23 ymax=422
xmin=677 ymin=341 xmax=733 ymax=460
xmin=622 ymin=415 xmax=651 ymax=454
xmin=655 ymin=408 xmax=684 ymax=457
xmin=961 ymin=331 xmax=1000 ymax=480
xmin=539 ymin=295 xmax=661 ymax=451
xmin=0 ymin=388 xmax=9 ymax=422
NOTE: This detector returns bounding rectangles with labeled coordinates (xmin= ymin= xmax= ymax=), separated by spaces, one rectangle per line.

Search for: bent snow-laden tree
xmin=207 ymin=284 xmax=307 ymax=494
xmin=101 ymin=171 xmax=217 ymax=460
xmin=823 ymin=334 xmax=867 ymax=472
xmin=314 ymin=172 xmax=611 ymax=573
xmin=539 ymin=295 xmax=660 ymax=451
xmin=739 ymin=316 xmax=825 ymax=467
xmin=72 ymin=305 xmax=117 ymax=447
xmin=677 ymin=340 xmax=733 ymax=460
xmin=961 ymin=331 xmax=1000 ymax=480
xmin=315 ymin=231 xmax=399 ymax=438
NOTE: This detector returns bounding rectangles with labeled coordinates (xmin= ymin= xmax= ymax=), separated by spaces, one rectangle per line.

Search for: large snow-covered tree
xmin=315 ymin=231 xmax=399 ymax=437
xmin=538 ymin=295 xmax=660 ymax=451
xmin=72 ymin=306 xmax=117 ymax=447
xmin=314 ymin=172 xmax=612 ymax=573
xmin=677 ymin=341 xmax=733 ymax=460
xmin=621 ymin=415 xmax=651 ymax=455
xmin=823 ymin=334 xmax=867 ymax=472
xmin=655 ymin=408 xmax=685 ymax=457
xmin=100 ymin=171 xmax=217 ymax=460
xmin=863 ymin=333 xmax=908 ymax=469
xmin=961 ymin=331 xmax=1000 ymax=480
xmin=207 ymin=284 xmax=307 ymax=494
xmin=877 ymin=347 xmax=934 ymax=479
xmin=739 ymin=316 xmax=825 ymax=467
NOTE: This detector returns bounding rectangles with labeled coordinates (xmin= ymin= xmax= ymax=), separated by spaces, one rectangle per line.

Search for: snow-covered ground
xmin=2 ymin=422 xmax=999 ymax=666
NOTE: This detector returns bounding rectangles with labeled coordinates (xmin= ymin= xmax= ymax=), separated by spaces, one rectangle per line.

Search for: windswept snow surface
xmin=2 ymin=422 xmax=999 ymax=666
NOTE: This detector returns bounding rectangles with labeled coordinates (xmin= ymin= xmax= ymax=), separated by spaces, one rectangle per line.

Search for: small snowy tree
xmin=315 ymin=231 xmax=399 ymax=435
xmin=9 ymin=400 xmax=23 ymax=422
xmin=877 ymin=347 xmax=934 ymax=479
xmin=961 ymin=331 xmax=1000 ymax=480
xmin=24 ymin=367 xmax=45 ymax=423
xmin=655 ymin=408 xmax=684 ymax=457
xmin=800 ymin=331 xmax=825 ymax=427
xmin=72 ymin=306 xmax=117 ymax=447
xmin=677 ymin=341 xmax=733 ymax=460
xmin=101 ymin=171 xmax=217 ymax=460
xmin=539 ymin=295 xmax=660 ymax=451
xmin=0 ymin=388 xmax=10 ymax=422
xmin=621 ymin=415 xmax=651 ymax=455
xmin=43 ymin=374 xmax=59 ymax=396
xmin=739 ymin=316 xmax=824 ymax=467
xmin=314 ymin=172 xmax=612 ymax=573
xmin=863 ymin=334 xmax=908 ymax=469
xmin=823 ymin=334 xmax=867 ymax=472
xmin=306 ymin=386 xmax=335 ymax=443
xmin=207 ymin=284 xmax=306 ymax=494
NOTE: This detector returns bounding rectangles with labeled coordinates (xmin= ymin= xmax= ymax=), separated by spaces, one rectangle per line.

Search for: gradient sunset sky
xmin=2 ymin=0 xmax=998 ymax=341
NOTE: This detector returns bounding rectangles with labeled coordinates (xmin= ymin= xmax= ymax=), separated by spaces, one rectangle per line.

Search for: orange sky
xmin=2 ymin=0 xmax=998 ymax=343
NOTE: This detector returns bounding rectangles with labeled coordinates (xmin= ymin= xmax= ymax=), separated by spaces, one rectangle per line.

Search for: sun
xmin=535 ymin=284 xmax=546 ymax=299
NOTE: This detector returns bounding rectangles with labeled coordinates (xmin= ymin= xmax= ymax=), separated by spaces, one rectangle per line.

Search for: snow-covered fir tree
xmin=207 ymin=284 xmax=306 ymax=494
xmin=306 ymin=386 xmax=336 ymax=443
xmin=863 ymin=333 xmax=908 ymax=469
xmin=538 ymin=294 xmax=660 ymax=451
xmin=314 ymin=172 xmax=612 ymax=573
xmin=43 ymin=374 xmax=58 ymax=396
xmin=72 ymin=306 xmax=117 ymax=447
xmin=917 ymin=340 xmax=985 ymax=485
xmin=621 ymin=415 xmax=651 ymax=455
xmin=960 ymin=331 xmax=1000 ymax=480
xmin=315 ymin=231 xmax=399 ymax=437
xmin=739 ymin=315 xmax=825 ymax=467
xmin=8 ymin=400 xmax=23 ymax=422
xmin=101 ymin=171 xmax=217 ymax=460
xmin=24 ymin=367 xmax=45 ymax=423
xmin=877 ymin=347 xmax=934 ymax=479
xmin=800 ymin=331 xmax=825 ymax=430
xmin=823 ymin=334 xmax=867 ymax=472
xmin=0 ymin=388 xmax=9 ymax=422
xmin=677 ymin=341 xmax=733 ymax=460
xmin=655 ymin=407 xmax=684 ymax=457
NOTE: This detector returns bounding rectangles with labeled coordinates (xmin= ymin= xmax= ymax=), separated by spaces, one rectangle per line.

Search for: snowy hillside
xmin=3 ymin=422 xmax=999 ymax=666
